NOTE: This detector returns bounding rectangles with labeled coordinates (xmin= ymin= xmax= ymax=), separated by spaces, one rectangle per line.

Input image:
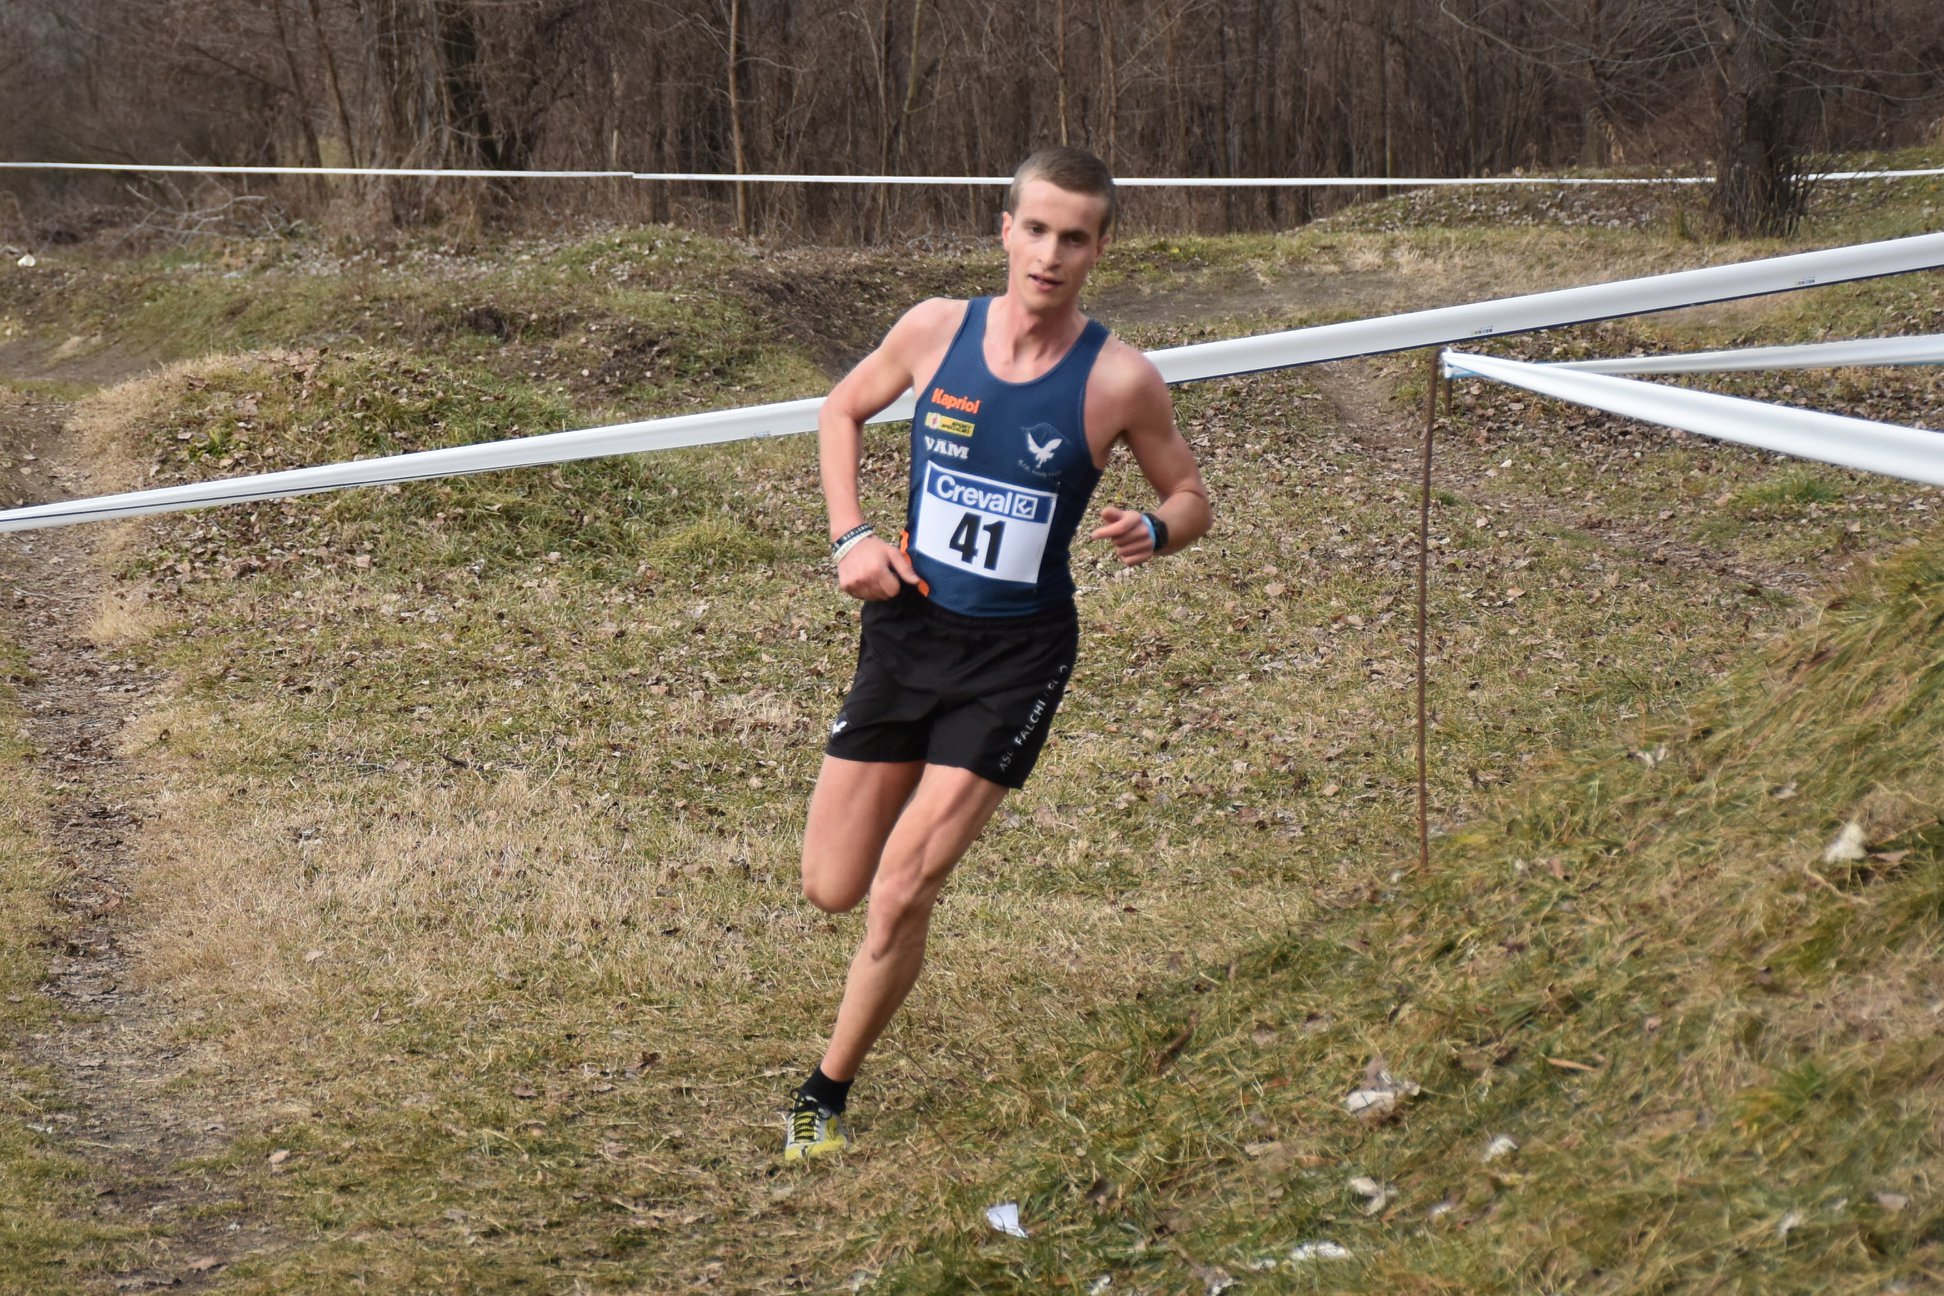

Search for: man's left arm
xmin=1090 ymin=351 xmax=1212 ymax=566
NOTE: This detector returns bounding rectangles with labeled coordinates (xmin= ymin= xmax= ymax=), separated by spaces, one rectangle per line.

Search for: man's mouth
xmin=1028 ymin=272 xmax=1061 ymax=291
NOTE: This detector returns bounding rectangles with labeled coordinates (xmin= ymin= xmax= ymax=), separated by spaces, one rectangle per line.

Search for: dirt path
xmin=1 ymin=388 xmax=277 ymax=1290
xmin=1304 ymin=356 xmax=1823 ymax=598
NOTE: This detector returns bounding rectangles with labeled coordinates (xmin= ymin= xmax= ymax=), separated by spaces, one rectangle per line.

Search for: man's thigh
xmin=800 ymin=755 xmax=925 ymax=913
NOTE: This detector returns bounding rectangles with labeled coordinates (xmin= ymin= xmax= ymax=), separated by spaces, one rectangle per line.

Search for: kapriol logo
xmin=925 ymin=387 xmax=979 ymax=438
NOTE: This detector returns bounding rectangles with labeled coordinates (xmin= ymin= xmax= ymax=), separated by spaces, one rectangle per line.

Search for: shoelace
xmin=790 ymin=1107 xmax=824 ymax=1143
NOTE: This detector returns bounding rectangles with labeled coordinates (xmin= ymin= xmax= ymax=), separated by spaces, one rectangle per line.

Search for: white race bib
xmin=912 ymin=462 xmax=1056 ymax=584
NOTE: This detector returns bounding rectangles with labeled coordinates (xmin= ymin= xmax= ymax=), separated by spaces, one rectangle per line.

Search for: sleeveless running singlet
xmin=903 ymin=297 xmax=1109 ymax=616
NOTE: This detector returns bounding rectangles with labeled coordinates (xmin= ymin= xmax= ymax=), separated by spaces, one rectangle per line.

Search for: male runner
xmin=785 ymin=147 xmax=1211 ymax=1160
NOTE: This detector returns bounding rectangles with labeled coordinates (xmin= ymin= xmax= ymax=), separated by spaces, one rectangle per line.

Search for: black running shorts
xmin=824 ymin=587 xmax=1079 ymax=790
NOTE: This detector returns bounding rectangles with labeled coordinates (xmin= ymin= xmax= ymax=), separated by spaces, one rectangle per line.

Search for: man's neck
xmin=985 ymin=292 xmax=1087 ymax=368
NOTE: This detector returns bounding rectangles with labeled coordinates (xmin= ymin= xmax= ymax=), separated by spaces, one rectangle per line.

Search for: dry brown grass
xmin=4 ymin=190 xmax=1943 ymax=1289
xmin=87 ymin=579 xmax=165 ymax=648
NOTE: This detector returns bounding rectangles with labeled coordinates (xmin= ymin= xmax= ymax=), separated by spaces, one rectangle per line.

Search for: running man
xmin=785 ymin=147 xmax=1212 ymax=1160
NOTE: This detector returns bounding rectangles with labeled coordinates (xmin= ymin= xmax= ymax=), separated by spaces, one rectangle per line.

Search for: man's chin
xmin=1018 ymin=280 xmax=1073 ymax=310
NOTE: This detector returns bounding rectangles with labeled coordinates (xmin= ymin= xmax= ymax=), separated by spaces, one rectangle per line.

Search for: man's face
xmin=1000 ymin=178 xmax=1112 ymax=315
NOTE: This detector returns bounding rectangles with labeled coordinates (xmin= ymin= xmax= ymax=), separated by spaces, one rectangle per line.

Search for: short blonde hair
xmin=1007 ymin=147 xmax=1116 ymax=235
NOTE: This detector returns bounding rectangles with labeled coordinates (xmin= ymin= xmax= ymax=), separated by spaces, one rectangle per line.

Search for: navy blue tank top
xmin=902 ymin=298 xmax=1109 ymax=616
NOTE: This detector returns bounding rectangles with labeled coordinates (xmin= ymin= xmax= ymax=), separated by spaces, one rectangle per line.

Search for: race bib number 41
xmin=913 ymin=462 xmax=1055 ymax=584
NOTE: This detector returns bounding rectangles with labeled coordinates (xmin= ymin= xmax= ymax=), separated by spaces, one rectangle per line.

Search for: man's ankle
xmin=796 ymin=1065 xmax=853 ymax=1114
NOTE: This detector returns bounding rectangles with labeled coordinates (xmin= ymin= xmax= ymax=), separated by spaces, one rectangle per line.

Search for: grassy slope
xmin=902 ymin=542 xmax=1944 ymax=1295
xmin=0 ymin=166 xmax=1937 ymax=1291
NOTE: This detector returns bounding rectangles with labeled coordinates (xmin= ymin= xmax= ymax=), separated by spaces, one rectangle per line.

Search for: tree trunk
xmin=1710 ymin=0 xmax=1808 ymax=236
xmin=1056 ymin=0 xmax=1071 ymax=146
xmin=306 ymin=0 xmax=361 ymax=167
xmin=269 ymin=0 xmax=325 ymax=168
xmin=727 ymin=0 xmax=749 ymax=234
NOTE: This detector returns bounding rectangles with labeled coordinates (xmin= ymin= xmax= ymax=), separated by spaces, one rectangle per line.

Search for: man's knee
xmin=861 ymin=855 xmax=951 ymax=958
xmin=800 ymin=847 xmax=869 ymax=914
xmin=863 ymin=890 xmax=935 ymax=960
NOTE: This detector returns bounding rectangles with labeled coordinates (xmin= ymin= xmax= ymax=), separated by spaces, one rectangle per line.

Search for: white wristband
xmin=831 ymin=529 xmax=874 ymax=566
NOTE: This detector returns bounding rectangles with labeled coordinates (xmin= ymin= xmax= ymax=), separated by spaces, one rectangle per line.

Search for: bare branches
xmin=2 ymin=0 xmax=1940 ymax=239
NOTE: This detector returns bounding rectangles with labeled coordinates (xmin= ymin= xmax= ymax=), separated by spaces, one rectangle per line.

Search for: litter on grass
xmin=985 ymin=1202 xmax=1029 ymax=1238
xmin=1822 ymin=821 xmax=1869 ymax=864
xmin=1482 ymin=1133 xmax=1520 ymax=1162
xmin=1249 ymin=1241 xmax=1355 ymax=1270
xmin=1347 ymin=1176 xmax=1397 ymax=1213
xmin=1345 ymin=1055 xmax=1421 ymax=1123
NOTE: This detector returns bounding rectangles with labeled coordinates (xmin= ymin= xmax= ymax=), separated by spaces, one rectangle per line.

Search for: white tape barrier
xmin=1147 ymin=230 xmax=1944 ymax=385
xmin=632 ymin=167 xmax=1944 ymax=188
xmin=5 ymin=159 xmax=1944 ymax=187
xmin=0 ymin=393 xmax=877 ymax=533
xmin=1444 ymin=351 xmax=1944 ymax=488
xmin=6 ymin=230 xmax=1944 ymax=533
xmin=1555 ymin=333 xmax=1944 ymax=374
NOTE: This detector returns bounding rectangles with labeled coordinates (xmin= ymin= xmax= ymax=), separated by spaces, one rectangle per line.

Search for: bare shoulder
xmin=1092 ymin=333 xmax=1169 ymax=405
xmin=885 ymin=297 xmax=969 ymax=353
xmin=1086 ymin=332 xmax=1173 ymax=437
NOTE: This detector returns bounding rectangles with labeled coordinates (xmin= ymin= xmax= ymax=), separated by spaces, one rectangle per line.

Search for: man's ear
xmin=1000 ymin=210 xmax=1014 ymax=243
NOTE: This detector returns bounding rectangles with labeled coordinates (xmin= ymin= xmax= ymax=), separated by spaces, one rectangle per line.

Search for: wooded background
xmin=3 ymin=0 xmax=1941 ymax=241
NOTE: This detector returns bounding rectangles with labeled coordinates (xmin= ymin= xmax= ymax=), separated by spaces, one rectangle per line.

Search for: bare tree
xmin=6 ymin=0 xmax=1942 ymax=241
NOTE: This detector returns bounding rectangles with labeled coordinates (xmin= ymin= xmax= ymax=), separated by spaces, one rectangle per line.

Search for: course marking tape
xmin=1444 ymin=350 xmax=1944 ymax=487
xmin=6 ymin=230 xmax=1944 ymax=532
xmin=1553 ymin=333 xmax=1944 ymax=374
xmin=5 ymin=159 xmax=1944 ymax=187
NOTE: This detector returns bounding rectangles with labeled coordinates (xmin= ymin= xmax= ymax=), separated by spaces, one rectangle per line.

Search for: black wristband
xmin=830 ymin=522 xmax=874 ymax=555
xmin=1142 ymin=512 xmax=1170 ymax=556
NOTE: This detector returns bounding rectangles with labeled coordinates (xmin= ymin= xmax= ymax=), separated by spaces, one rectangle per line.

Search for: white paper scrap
xmin=1822 ymin=822 xmax=1868 ymax=864
xmin=1289 ymin=1241 xmax=1354 ymax=1263
xmin=1482 ymin=1134 xmax=1520 ymax=1163
xmin=1347 ymin=1175 xmax=1397 ymax=1213
xmin=1344 ymin=1088 xmax=1398 ymax=1118
xmin=985 ymin=1201 xmax=1029 ymax=1238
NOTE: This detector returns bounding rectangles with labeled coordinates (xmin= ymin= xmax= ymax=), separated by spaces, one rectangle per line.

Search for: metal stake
xmin=1416 ymin=351 xmax=1438 ymax=873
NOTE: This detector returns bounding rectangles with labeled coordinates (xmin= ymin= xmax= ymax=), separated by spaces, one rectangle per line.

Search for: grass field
xmin=0 ymin=166 xmax=1941 ymax=1292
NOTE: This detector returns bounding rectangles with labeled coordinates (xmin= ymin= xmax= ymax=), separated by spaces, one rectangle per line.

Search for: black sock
xmin=796 ymin=1065 xmax=852 ymax=1114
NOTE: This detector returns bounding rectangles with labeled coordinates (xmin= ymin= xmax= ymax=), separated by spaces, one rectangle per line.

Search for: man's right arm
xmin=820 ymin=300 xmax=954 ymax=600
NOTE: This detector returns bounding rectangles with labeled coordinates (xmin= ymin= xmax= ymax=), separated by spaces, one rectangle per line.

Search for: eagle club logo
xmin=1018 ymin=422 xmax=1064 ymax=476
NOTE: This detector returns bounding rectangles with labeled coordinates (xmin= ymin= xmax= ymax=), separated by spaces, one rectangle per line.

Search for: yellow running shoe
xmin=782 ymin=1101 xmax=852 ymax=1162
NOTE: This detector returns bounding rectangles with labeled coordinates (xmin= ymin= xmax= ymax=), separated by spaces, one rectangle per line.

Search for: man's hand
xmin=837 ymin=536 xmax=919 ymax=600
xmin=1092 ymin=505 xmax=1156 ymax=566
